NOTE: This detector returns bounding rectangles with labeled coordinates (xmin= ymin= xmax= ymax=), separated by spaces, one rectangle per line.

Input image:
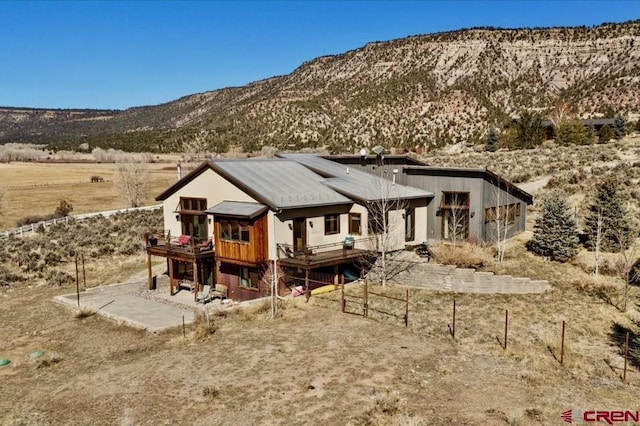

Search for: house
xmin=541 ymin=118 xmax=616 ymax=140
xmin=326 ymin=154 xmax=533 ymax=242
xmin=147 ymin=157 xmax=433 ymax=301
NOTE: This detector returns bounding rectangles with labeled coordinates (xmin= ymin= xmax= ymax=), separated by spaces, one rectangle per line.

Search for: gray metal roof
xmin=212 ymin=159 xmax=353 ymax=210
xmin=277 ymin=153 xmax=434 ymax=202
xmin=205 ymin=201 xmax=268 ymax=219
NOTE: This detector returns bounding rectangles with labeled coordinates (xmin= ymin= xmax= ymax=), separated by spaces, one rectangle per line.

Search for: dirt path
xmin=516 ymin=176 xmax=550 ymax=194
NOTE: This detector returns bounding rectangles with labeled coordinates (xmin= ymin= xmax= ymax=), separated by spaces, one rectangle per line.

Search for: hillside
xmin=1 ymin=21 xmax=639 ymax=153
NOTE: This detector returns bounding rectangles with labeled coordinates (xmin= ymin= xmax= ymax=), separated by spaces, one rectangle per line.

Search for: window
xmin=178 ymin=197 xmax=208 ymax=241
xmin=324 ymin=214 xmax=340 ymax=235
xmin=441 ymin=192 xmax=470 ymax=242
xmin=484 ymin=203 xmax=520 ymax=225
xmin=349 ymin=213 xmax=362 ymax=235
xmin=219 ymin=219 xmax=250 ymax=242
xmin=239 ymin=267 xmax=258 ymax=290
xmin=405 ymin=208 xmax=415 ymax=242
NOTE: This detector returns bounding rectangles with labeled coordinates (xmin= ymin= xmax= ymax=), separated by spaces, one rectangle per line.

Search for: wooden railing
xmin=277 ymin=237 xmax=374 ymax=261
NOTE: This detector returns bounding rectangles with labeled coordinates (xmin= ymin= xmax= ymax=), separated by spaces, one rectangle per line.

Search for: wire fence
xmin=309 ymin=280 xmax=640 ymax=387
xmin=0 ymin=204 xmax=162 ymax=239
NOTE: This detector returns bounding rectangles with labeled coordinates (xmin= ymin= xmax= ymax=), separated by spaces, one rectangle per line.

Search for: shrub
xmin=45 ymin=270 xmax=74 ymax=287
xmin=430 ymin=242 xmax=494 ymax=269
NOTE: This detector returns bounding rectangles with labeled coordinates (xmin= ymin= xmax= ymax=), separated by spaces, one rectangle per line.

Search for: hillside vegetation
xmin=1 ymin=21 xmax=639 ymax=153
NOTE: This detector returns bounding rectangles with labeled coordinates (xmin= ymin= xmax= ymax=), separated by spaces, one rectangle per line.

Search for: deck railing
xmin=277 ymin=237 xmax=374 ymax=261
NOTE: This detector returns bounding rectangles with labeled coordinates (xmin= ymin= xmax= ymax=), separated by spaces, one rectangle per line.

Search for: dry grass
xmin=0 ymin=162 xmax=176 ymax=229
xmin=430 ymin=241 xmax=494 ymax=269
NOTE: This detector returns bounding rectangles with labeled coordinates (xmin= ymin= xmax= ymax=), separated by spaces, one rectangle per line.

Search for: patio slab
xmin=55 ymin=282 xmax=196 ymax=333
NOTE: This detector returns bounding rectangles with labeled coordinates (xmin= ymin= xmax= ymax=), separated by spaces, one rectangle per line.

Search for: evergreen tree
xmin=635 ymin=120 xmax=640 ymax=133
xmin=514 ymin=111 xmax=545 ymax=149
xmin=598 ymin=124 xmax=614 ymax=143
xmin=584 ymin=177 xmax=633 ymax=252
xmin=527 ymin=196 xmax=579 ymax=262
xmin=555 ymin=119 xmax=589 ymax=145
xmin=612 ymin=114 xmax=628 ymax=140
xmin=485 ymin=128 xmax=498 ymax=152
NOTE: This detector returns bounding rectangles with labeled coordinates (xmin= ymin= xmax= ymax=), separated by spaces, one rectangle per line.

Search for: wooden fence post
xmin=624 ymin=331 xmax=629 ymax=384
xmin=452 ymin=299 xmax=456 ymax=339
xmin=341 ymin=282 xmax=345 ymax=313
xmin=81 ymin=253 xmax=86 ymax=290
xmin=75 ymin=254 xmax=80 ymax=308
xmin=404 ymin=289 xmax=409 ymax=327
xmin=503 ymin=309 xmax=508 ymax=350
xmin=560 ymin=320 xmax=565 ymax=364
xmin=364 ymin=279 xmax=368 ymax=318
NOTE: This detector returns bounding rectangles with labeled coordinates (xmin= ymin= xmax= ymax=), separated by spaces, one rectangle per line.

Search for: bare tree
xmin=261 ymin=260 xmax=286 ymax=319
xmin=594 ymin=207 xmax=604 ymax=279
xmin=116 ymin=160 xmax=149 ymax=208
xmin=489 ymin=187 xmax=517 ymax=262
xmin=366 ymin=176 xmax=408 ymax=287
xmin=182 ymin=132 xmax=210 ymax=162
xmin=442 ymin=192 xmax=468 ymax=247
xmin=617 ymin=229 xmax=638 ymax=312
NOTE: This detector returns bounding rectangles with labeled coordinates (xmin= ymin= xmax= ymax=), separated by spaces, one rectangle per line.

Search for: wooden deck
xmin=278 ymin=247 xmax=367 ymax=269
xmin=146 ymin=243 xmax=214 ymax=262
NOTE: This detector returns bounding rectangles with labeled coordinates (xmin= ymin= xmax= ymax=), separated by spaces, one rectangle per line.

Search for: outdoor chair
xmin=211 ymin=284 xmax=228 ymax=300
xmin=176 ymin=235 xmax=191 ymax=246
xmin=196 ymin=285 xmax=212 ymax=304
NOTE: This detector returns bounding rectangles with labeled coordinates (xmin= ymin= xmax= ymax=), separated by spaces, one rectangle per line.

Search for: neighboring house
xmin=148 ymin=157 xmax=433 ymax=301
xmin=541 ymin=118 xmax=616 ymax=140
xmin=327 ymin=155 xmax=533 ymax=242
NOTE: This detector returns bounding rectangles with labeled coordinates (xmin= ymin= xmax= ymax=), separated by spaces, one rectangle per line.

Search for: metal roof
xmin=211 ymin=159 xmax=353 ymax=210
xmin=277 ymin=153 xmax=434 ymax=202
xmin=205 ymin=201 xmax=268 ymax=219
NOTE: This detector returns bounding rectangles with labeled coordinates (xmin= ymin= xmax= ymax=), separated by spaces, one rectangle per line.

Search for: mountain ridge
xmin=1 ymin=19 xmax=639 ymax=152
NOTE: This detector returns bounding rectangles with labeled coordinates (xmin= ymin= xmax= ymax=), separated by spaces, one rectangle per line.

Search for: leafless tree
xmin=489 ymin=187 xmax=517 ymax=262
xmin=182 ymin=132 xmax=210 ymax=162
xmin=261 ymin=260 xmax=286 ymax=318
xmin=116 ymin=160 xmax=149 ymax=208
xmin=594 ymin=207 xmax=604 ymax=279
xmin=442 ymin=192 xmax=468 ymax=247
xmin=365 ymin=176 xmax=408 ymax=286
xmin=617 ymin=229 xmax=638 ymax=312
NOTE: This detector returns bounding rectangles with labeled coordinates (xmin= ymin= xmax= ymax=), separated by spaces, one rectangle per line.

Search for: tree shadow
xmin=609 ymin=322 xmax=640 ymax=369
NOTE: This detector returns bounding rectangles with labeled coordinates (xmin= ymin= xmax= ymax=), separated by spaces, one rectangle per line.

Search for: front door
xmin=292 ymin=218 xmax=306 ymax=252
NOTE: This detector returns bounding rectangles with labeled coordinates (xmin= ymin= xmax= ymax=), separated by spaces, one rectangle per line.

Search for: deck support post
xmin=168 ymin=259 xmax=175 ymax=296
xmin=147 ymin=253 xmax=153 ymax=290
xmin=305 ymin=268 xmax=310 ymax=302
xmin=193 ymin=260 xmax=199 ymax=302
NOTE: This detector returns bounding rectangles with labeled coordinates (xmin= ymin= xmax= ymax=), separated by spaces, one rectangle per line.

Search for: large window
xmin=324 ymin=214 xmax=340 ymax=235
xmin=219 ymin=219 xmax=250 ymax=243
xmin=485 ymin=203 xmax=521 ymax=225
xmin=349 ymin=213 xmax=362 ymax=235
xmin=178 ymin=197 xmax=208 ymax=241
xmin=441 ymin=192 xmax=470 ymax=242
xmin=239 ymin=267 xmax=258 ymax=290
xmin=405 ymin=208 xmax=415 ymax=242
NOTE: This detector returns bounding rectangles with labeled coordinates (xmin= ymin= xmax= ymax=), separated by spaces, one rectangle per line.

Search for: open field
xmin=2 ymin=237 xmax=640 ymax=425
xmin=0 ymin=162 xmax=179 ymax=230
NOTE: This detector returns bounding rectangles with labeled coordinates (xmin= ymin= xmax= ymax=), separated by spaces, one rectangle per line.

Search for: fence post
xmin=82 ymin=253 xmax=86 ymax=290
xmin=452 ymin=299 xmax=456 ymax=339
xmin=363 ymin=279 xmax=368 ymax=318
xmin=560 ymin=320 xmax=565 ymax=364
xmin=624 ymin=331 xmax=629 ymax=384
xmin=404 ymin=289 xmax=409 ymax=327
xmin=503 ymin=309 xmax=508 ymax=350
xmin=341 ymin=282 xmax=345 ymax=313
xmin=75 ymin=254 xmax=80 ymax=308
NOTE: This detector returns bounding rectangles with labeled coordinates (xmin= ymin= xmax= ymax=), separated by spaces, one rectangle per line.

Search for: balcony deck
xmin=277 ymin=239 xmax=372 ymax=269
xmin=146 ymin=242 xmax=214 ymax=262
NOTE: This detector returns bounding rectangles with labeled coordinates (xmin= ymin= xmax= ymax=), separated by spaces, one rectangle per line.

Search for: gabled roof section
xmin=205 ymin=201 xmax=268 ymax=220
xmin=403 ymin=165 xmax=534 ymax=205
xmin=277 ymin=153 xmax=434 ymax=203
xmin=156 ymin=159 xmax=353 ymax=211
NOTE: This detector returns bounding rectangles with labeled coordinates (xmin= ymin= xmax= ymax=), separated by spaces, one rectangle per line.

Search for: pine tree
xmin=527 ymin=196 xmax=579 ymax=262
xmin=598 ymin=124 xmax=614 ymax=143
xmin=555 ymin=119 xmax=589 ymax=145
xmin=584 ymin=177 xmax=633 ymax=252
xmin=612 ymin=114 xmax=628 ymax=140
xmin=485 ymin=128 xmax=498 ymax=152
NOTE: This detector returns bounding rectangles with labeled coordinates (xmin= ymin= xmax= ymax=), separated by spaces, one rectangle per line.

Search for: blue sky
xmin=0 ymin=1 xmax=637 ymax=110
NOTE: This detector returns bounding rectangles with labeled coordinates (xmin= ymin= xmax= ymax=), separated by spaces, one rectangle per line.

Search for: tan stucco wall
xmin=161 ymin=168 xmax=256 ymax=239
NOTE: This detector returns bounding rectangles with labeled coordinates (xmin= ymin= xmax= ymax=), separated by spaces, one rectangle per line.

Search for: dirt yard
xmin=1 ymin=248 xmax=639 ymax=425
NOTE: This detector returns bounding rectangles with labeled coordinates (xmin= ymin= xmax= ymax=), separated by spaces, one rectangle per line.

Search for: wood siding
xmin=214 ymin=214 xmax=268 ymax=265
xmin=216 ymin=261 xmax=287 ymax=302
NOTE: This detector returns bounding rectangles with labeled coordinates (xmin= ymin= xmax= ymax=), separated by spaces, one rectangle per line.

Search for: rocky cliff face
xmin=1 ymin=21 xmax=638 ymax=152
